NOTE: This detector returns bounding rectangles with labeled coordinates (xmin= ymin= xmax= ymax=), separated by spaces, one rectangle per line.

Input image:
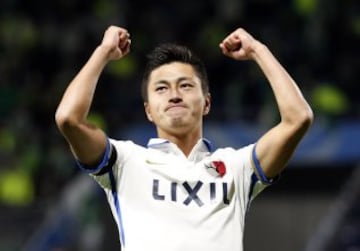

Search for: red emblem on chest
xmin=206 ymin=160 xmax=226 ymax=177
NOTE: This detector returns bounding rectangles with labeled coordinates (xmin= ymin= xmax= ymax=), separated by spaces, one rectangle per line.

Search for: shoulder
xmin=109 ymin=138 xmax=147 ymax=152
xmin=212 ymin=144 xmax=255 ymax=157
xmin=209 ymin=144 xmax=255 ymax=173
xmin=108 ymin=138 xmax=148 ymax=163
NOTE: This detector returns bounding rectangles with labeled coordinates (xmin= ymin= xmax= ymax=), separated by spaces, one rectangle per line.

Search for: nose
xmin=169 ymin=96 xmax=182 ymax=103
xmin=169 ymin=87 xmax=182 ymax=103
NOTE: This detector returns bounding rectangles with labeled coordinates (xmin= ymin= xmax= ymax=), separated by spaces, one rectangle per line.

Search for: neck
xmin=157 ymin=129 xmax=202 ymax=157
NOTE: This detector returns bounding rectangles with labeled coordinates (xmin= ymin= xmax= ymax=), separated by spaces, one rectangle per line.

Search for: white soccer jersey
xmin=84 ymin=138 xmax=272 ymax=251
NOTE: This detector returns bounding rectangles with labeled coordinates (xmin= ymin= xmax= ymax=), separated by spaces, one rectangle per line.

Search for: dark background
xmin=0 ymin=0 xmax=359 ymax=250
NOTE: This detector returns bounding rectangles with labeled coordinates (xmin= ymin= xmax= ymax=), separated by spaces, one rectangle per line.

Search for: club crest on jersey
xmin=205 ymin=160 xmax=226 ymax=177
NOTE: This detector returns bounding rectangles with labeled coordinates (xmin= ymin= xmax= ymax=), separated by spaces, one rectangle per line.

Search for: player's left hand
xmin=219 ymin=28 xmax=261 ymax=61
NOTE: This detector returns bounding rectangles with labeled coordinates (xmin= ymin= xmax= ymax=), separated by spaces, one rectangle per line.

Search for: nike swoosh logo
xmin=145 ymin=159 xmax=168 ymax=165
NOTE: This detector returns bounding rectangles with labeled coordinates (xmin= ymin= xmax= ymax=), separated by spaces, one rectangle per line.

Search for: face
xmin=144 ymin=62 xmax=210 ymax=138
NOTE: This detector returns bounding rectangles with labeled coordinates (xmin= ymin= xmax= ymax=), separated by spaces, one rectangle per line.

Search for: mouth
xmin=165 ymin=104 xmax=187 ymax=112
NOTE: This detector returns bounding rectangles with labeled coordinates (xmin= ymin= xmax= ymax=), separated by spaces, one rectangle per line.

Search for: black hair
xmin=141 ymin=43 xmax=209 ymax=101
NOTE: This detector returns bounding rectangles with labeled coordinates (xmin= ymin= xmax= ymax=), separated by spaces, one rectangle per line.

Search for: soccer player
xmin=55 ymin=25 xmax=313 ymax=251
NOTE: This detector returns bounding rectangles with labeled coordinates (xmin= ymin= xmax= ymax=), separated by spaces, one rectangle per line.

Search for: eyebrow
xmin=153 ymin=77 xmax=194 ymax=85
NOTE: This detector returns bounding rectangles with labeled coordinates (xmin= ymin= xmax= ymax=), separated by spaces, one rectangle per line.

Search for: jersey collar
xmin=147 ymin=138 xmax=212 ymax=161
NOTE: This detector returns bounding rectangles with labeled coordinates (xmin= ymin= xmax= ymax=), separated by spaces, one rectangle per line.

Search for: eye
xmin=180 ymin=82 xmax=193 ymax=89
xmin=155 ymin=85 xmax=168 ymax=92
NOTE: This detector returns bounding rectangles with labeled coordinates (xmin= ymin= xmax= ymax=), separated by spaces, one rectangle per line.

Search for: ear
xmin=144 ymin=102 xmax=153 ymax=122
xmin=203 ymin=93 xmax=211 ymax=115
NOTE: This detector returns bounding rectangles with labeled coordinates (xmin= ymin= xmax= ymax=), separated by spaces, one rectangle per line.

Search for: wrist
xmin=250 ymin=41 xmax=268 ymax=61
xmin=96 ymin=45 xmax=114 ymax=62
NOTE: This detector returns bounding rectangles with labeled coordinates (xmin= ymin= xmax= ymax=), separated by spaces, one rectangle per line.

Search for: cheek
xmin=147 ymin=100 xmax=162 ymax=118
xmin=192 ymin=98 xmax=206 ymax=114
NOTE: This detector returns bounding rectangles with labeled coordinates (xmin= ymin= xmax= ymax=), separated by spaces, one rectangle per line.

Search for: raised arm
xmin=55 ymin=26 xmax=131 ymax=166
xmin=220 ymin=28 xmax=313 ymax=179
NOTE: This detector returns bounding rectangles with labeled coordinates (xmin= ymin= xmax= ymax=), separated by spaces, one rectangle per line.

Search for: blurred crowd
xmin=0 ymin=0 xmax=359 ymax=250
xmin=0 ymin=0 xmax=358 ymax=209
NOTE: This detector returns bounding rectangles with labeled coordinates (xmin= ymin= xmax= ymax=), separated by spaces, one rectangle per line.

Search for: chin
xmin=169 ymin=118 xmax=186 ymax=127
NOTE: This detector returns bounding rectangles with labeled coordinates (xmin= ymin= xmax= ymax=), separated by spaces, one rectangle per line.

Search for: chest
xmin=120 ymin=150 xmax=235 ymax=208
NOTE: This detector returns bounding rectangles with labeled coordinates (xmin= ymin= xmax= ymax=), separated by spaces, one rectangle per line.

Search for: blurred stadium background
xmin=0 ymin=0 xmax=359 ymax=250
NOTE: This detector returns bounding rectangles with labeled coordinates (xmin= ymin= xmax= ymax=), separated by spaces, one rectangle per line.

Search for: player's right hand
xmin=100 ymin=26 xmax=131 ymax=61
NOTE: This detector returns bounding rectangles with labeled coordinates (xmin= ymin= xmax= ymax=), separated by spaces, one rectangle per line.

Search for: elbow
xmin=302 ymin=106 xmax=314 ymax=127
xmin=294 ymin=106 xmax=314 ymax=131
xmin=284 ymin=105 xmax=314 ymax=132
xmin=55 ymin=108 xmax=81 ymax=133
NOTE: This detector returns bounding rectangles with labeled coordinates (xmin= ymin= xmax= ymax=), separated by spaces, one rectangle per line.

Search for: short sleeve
xmin=227 ymin=144 xmax=272 ymax=213
xmin=76 ymin=138 xmax=115 ymax=175
xmin=251 ymin=143 xmax=280 ymax=185
xmin=90 ymin=139 xmax=136 ymax=190
xmin=246 ymin=144 xmax=281 ymax=211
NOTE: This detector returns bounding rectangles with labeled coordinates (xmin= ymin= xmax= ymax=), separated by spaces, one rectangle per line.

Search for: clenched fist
xmin=100 ymin=26 xmax=131 ymax=61
xmin=219 ymin=28 xmax=262 ymax=61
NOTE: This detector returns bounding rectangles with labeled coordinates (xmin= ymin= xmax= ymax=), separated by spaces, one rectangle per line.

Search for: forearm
xmin=251 ymin=42 xmax=313 ymax=125
xmin=55 ymin=46 xmax=109 ymax=125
